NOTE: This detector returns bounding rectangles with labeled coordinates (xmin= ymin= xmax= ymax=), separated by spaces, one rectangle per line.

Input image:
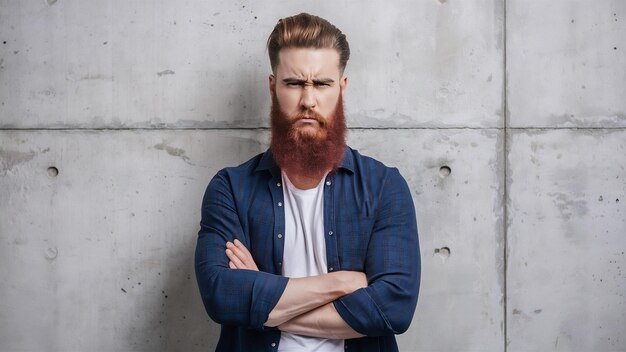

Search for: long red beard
xmin=270 ymin=93 xmax=347 ymax=177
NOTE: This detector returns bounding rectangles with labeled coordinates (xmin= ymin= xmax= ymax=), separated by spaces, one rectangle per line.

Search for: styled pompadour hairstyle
xmin=267 ymin=13 xmax=350 ymax=74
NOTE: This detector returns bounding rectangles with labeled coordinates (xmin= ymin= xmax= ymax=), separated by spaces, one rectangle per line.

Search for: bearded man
xmin=195 ymin=13 xmax=420 ymax=352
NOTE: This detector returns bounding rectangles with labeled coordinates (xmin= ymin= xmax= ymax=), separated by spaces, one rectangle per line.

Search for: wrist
xmin=330 ymin=271 xmax=365 ymax=296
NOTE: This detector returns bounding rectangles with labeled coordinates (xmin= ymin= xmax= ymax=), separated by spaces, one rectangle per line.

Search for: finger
xmin=229 ymin=242 xmax=253 ymax=265
xmin=226 ymin=247 xmax=254 ymax=270
xmin=228 ymin=239 xmax=259 ymax=271
xmin=226 ymin=242 xmax=248 ymax=264
xmin=233 ymin=239 xmax=253 ymax=261
xmin=226 ymin=249 xmax=246 ymax=269
xmin=229 ymin=261 xmax=236 ymax=269
xmin=233 ymin=239 xmax=258 ymax=269
xmin=233 ymin=239 xmax=249 ymax=253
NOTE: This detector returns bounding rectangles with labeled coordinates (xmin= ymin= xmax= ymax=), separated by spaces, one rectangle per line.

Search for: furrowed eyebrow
xmin=312 ymin=78 xmax=335 ymax=85
xmin=282 ymin=78 xmax=335 ymax=85
xmin=282 ymin=78 xmax=306 ymax=84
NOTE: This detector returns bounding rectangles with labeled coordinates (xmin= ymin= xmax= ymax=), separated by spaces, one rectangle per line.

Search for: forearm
xmin=196 ymin=249 xmax=289 ymax=328
xmin=278 ymin=302 xmax=365 ymax=339
xmin=265 ymin=271 xmax=365 ymax=327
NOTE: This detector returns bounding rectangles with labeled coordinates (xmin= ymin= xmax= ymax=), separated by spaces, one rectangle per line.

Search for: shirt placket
xmin=266 ymin=173 xmax=285 ymax=352
xmin=268 ymin=175 xmax=285 ymax=274
xmin=323 ymin=172 xmax=340 ymax=273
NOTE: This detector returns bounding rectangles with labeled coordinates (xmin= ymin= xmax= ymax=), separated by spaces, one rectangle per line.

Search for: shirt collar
xmin=255 ymin=147 xmax=355 ymax=176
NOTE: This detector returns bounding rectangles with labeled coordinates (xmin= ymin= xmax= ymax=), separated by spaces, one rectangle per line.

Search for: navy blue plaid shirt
xmin=195 ymin=147 xmax=420 ymax=352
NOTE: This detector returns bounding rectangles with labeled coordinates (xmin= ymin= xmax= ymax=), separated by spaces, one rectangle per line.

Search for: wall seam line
xmin=1 ymin=126 xmax=625 ymax=132
xmin=503 ymin=0 xmax=509 ymax=351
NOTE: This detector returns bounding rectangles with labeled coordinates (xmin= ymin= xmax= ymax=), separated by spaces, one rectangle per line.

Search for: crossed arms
xmin=225 ymin=239 xmax=365 ymax=339
xmin=195 ymin=167 xmax=420 ymax=338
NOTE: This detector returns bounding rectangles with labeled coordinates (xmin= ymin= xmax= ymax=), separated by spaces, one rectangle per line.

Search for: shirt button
xmin=328 ymin=231 xmax=333 ymax=236
xmin=326 ymin=180 xmax=332 ymax=186
xmin=277 ymin=233 xmax=283 ymax=239
xmin=277 ymin=202 xmax=282 ymax=207
xmin=329 ymin=267 xmax=334 ymax=272
xmin=271 ymin=342 xmax=276 ymax=347
xmin=277 ymin=182 xmax=281 ymax=187
xmin=278 ymin=262 xmax=282 ymax=266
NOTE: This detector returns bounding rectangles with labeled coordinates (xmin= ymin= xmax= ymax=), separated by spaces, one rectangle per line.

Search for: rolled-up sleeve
xmin=334 ymin=168 xmax=420 ymax=336
xmin=194 ymin=170 xmax=288 ymax=330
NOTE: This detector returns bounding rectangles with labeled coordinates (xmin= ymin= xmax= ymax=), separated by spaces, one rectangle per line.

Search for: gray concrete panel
xmin=0 ymin=130 xmax=271 ymax=351
xmin=507 ymin=0 xmax=626 ymax=128
xmin=507 ymin=129 xmax=626 ymax=351
xmin=0 ymin=0 xmax=503 ymax=129
xmin=1 ymin=128 xmax=502 ymax=350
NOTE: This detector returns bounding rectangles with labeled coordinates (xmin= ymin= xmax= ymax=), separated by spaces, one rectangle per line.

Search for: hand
xmin=225 ymin=239 xmax=259 ymax=271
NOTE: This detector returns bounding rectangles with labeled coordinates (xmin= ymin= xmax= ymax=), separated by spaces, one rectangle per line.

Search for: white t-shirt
xmin=278 ymin=171 xmax=344 ymax=352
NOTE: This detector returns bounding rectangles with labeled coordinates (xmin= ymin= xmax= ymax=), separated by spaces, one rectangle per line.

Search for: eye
xmin=314 ymin=82 xmax=330 ymax=87
xmin=286 ymin=82 xmax=303 ymax=87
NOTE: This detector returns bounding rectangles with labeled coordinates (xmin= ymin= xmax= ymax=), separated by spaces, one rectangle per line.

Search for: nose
xmin=300 ymin=86 xmax=316 ymax=110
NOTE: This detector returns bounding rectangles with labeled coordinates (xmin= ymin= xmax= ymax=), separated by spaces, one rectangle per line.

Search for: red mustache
xmin=294 ymin=112 xmax=326 ymax=126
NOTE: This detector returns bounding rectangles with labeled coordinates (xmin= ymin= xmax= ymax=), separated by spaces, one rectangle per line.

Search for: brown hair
xmin=267 ymin=13 xmax=350 ymax=74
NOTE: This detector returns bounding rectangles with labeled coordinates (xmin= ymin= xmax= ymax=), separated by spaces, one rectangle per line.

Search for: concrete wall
xmin=0 ymin=1 xmax=623 ymax=351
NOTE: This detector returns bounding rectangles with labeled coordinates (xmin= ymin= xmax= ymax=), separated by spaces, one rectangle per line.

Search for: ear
xmin=339 ymin=75 xmax=348 ymax=97
xmin=269 ymin=74 xmax=276 ymax=95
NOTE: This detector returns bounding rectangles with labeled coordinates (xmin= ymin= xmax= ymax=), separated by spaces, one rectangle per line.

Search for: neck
xmin=284 ymin=169 xmax=328 ymax=190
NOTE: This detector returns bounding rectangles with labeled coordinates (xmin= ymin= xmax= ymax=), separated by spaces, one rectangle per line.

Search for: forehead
xmin=276 ymin=48 xmax=341 ymax=78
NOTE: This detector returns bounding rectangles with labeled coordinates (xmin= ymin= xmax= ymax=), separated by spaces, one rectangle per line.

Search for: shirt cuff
xmin=333 ymin=288 xmax=394 ymax=336
xmin=250 ymin=273 xmax=289 ymax=330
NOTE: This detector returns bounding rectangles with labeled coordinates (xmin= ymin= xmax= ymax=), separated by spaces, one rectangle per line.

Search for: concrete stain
xmin=547 ymin=113 xmax=626 ymax=128
xmin=153 ymin=142 xmax=194 ymax=165
xmin=79 ymin=74 xmax=112 ymax=81
xmin=547 ymin=191 xmax=588 ymax=220
xmin=46 ymin=0 xmax=58 ymax=5
xmin=0 ymin=149 xmax=37 ymax=175
xmin=157 ymin=70 xmax=175 ymax=77
xmin=13 ymin=237 xmax=28 ymax=246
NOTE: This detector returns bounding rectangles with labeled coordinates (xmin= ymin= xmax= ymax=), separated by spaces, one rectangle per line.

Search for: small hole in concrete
xmin=47 ymin=166 xmax=59 ymax=177
xmin=439 ymin=165 xmax=451 ymax=177
xmin=434 ymin=247 xmax=451 ymax=258
xmin=45 ymin=246 xmax=58 ymax=260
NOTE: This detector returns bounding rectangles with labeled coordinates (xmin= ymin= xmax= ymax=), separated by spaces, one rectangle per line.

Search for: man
xmin=195 ymin=13 xmax=420 ymax=352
